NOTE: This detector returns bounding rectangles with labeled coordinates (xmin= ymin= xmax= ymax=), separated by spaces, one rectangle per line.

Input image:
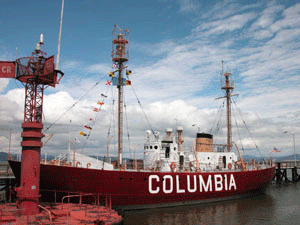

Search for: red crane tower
xmin=0 ymin=35 xmax=63 ymax=215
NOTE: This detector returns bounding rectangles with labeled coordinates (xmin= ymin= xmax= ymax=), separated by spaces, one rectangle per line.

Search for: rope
xmin=232 ymin=98 xmax=265 ymax=160
xmin=44 ymin=75 xmax=107 ymax=132
xmin=231 ymin=102 xmax=245 ymax=152
xmin=211 ymin=100 xmax=225 ymax=136
xmin=129 ymin=84 xmax=155 ymax=135
xmin=112 ymin=88 xmax=117 ymax=155
xmin=107 ymin=88 xmax=116 ymax=140
xmin=123 ymin=95 xmax=132 ymax=158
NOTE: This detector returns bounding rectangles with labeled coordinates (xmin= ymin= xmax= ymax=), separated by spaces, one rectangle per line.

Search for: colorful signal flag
xmin=84 ymin=125 xmax=92 ymax=130
xmin=79 ymin=131 xmax=87 ymax=136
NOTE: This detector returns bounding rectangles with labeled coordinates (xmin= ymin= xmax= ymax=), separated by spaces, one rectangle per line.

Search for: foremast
xmin=221 ymin=61 xmax=234 ymax=152
xmin=112 ymin=25 xmax=129 ymax=168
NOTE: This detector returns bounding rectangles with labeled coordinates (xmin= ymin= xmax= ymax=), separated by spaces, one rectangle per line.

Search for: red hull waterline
xmin=9 ymin=160 xmax=275 ymax=210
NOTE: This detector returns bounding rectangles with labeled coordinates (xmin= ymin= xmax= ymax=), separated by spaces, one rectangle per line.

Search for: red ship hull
xmin=9 ymin=160 xmax=275 ymax=210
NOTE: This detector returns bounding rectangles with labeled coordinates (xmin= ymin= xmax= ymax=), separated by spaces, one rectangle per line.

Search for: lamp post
xmin=192 ymin=124 xmax=200 ymax=133
xmin=283 ymin=131 xmax=296 ymax=167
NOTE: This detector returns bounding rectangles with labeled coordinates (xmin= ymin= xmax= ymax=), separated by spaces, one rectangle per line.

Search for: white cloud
xmin=252 ymin=3 xmax=284 ymax=29
xmin=0 ymin=79 xmax=9 ymax=92
xmin=0 ymin=88 xmax=24 ymax=122
xmin=86 ymin=63 xmax=111 ymax=74
xmin=178 ymin=0 xmax=201 ymax=13
xmin=196 ymin=12 xmax=256 ymax=35
xmin=60 ymin=60 xmax=81 ymax=70
xmin=270 ymin=3 xmax=300 ymax=32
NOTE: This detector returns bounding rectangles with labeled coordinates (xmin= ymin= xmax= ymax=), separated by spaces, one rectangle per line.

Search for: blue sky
xmin=1 ymin=0 xmax=300 ymax=159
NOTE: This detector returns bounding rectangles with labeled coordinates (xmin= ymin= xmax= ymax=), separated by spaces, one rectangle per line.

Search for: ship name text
xmin=148 ymin=174 xmax=237 ymax=194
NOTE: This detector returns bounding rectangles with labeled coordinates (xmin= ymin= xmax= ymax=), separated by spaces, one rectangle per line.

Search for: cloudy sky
xmin=1 ymin=0 xmax=300 ymax=160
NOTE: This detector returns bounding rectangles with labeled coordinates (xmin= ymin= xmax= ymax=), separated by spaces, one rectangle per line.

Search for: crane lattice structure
xmin=0 ymin=35 xmax=63 ymax=215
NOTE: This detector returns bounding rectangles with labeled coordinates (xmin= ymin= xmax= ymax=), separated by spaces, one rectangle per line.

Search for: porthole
xmin=154 ymin=145 xmax=158 ymax=149
xmin=120 ymin=177 xmax=123 ymax=181
xmin=129 ymin=178 xmax=133 ymax=181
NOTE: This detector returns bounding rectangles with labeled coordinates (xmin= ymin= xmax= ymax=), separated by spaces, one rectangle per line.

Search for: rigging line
xmin=231 ymin=103 xmax=245 ymax=152
xmin=123 ymin=94 xmax=132 ymax=159
xmin=106 ymin=86 xmax=117 ymax=156
xmin=79 ymin=83 xmax=112 ymax=152
xmin=129 ymin=84 xmax=155 ymax=135
xmin=213 ymin=101 xmax=225 ymax=136
xmin=44 ymin=75 xmax=107 ymax=132
xmin=210 ymin=100 xmax=225 ymax=134
xmin=232 ymin=98 xmax=265 ymax=159
xmin=107 ymin=89 xmax=115 ymax=139
xmin=112 ymin=87 xmax=117 ymax=156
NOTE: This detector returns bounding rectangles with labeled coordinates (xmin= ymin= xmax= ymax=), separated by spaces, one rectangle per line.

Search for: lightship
xmin=9 ymin=25 xmax=275 ymax=211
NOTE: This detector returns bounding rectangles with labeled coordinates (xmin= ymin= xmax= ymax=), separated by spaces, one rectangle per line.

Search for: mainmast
xmin=221 ymin=61 xmax=234 ymax=152
xmin=112 ymin=25 xmax=129 ymax=168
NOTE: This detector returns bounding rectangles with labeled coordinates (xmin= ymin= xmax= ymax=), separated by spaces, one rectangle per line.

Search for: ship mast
xmin=112 ymin=25 xmax=129 ymax=168
xmin=220 ymin=61 xmax=234 ymax=152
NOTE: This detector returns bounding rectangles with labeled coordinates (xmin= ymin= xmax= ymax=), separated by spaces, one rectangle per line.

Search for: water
xmin=121 ymin=182 xmax=300 ymax=225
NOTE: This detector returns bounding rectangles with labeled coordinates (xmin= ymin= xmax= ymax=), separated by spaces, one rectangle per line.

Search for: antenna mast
xmin=112 ymin=25 xmax=129 ymax=168
xmin=56 ymin=0 xmax=64 ymax=70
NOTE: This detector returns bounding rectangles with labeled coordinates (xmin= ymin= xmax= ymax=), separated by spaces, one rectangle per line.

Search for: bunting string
xmin=44 ymin=74 xmax=108 ymax=132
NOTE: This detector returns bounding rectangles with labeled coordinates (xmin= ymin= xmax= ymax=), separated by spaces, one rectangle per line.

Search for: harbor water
xmin=122 ymin=182 xmax=300 ymax=225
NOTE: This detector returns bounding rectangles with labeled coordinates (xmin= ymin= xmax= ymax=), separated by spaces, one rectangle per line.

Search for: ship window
xmin=144 ymin=178 xmax=147 ymax=181
xmin=129 ymin=178 xmax=133 ymax=181
xmin=174 ymin=147 xmax=177 ymax=151
xmin=208 ymin=157 xmax=210 ymax=160
xmin=154 ymin=145 xmax=158 ymax=149
xmin=180 ymin=155 xmax=184 ymax=166
xmin=150 ymin=146 xmax=153 ymax=149
xmin=120 ymin=177 xmax=123 ymax=181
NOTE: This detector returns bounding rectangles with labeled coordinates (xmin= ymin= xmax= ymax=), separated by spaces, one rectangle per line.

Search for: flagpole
xmin=283 ymin=131 xmax=297 ymax=167
xmin=293 ymin=133 xmax=296 ymax=167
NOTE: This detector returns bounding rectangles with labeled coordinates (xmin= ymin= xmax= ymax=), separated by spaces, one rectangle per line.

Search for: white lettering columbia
xmin=149 ymin=174 xmax=237 ymax=194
